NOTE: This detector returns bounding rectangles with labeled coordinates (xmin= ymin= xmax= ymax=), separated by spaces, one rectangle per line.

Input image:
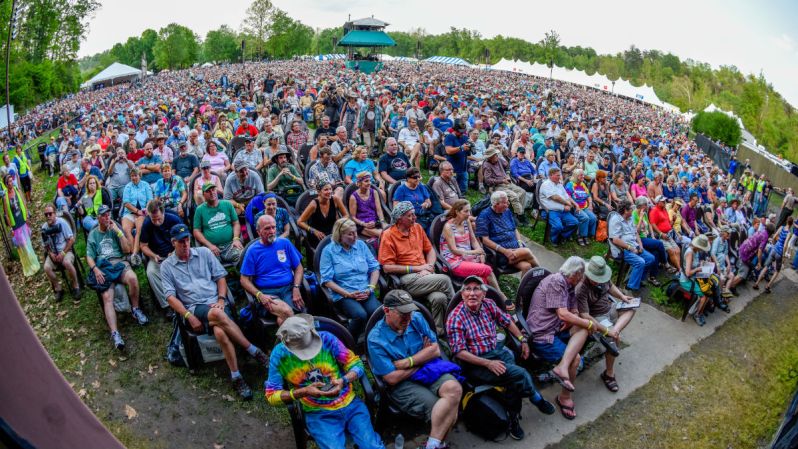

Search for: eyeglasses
xmin=463 ymin=287 xmax=483 ymax=293
xmin=44 ymin=212 xmax=54 ymax=217
xmin=409 ymin=175 xmax=421 ymax=180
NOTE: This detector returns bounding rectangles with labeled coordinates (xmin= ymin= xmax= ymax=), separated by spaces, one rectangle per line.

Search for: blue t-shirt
xmin=344 ymin=158 xmax=377 ymax=182
xmin=139 ymin=212 xmax=182 ymax=258
xmin=475 ymin=207 xmax=520 ymax=249
xmin=137 ymin=155 xmax=163 ymax=184
xmin=444 ymin=133 xmax=469 ymax=173
xmin=378 ymin=152 xmax=410 ymax=181
xmin=393 ymin=183 xmax=431 ymax=215
xmin=432 ymin=117 xmax=453 ymax=134
xmin=240 ymin=238 xmax=302 ymax=289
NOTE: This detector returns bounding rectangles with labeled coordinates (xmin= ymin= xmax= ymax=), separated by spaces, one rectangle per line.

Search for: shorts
xmin=764 ymin=250 xmax=784 ymax=272
xmin=389 ymin=373 xmax=457 ymax=421
xmin=532 ymin=330 xmax=571 ymax=363
xmin=192 ymin=304 xmax=234 ymax=335
xmin=20 ymin=175 xmax=31 ymax=193
xmin=736 ymin=259 xmax=752 ymax=279
xmin=661 ymin=237 xmax=678 ymax=251
xmin=122 ymin=213 xmax=139 ymax=223
xmin=44 ymin=252 xmax=76 ymax=273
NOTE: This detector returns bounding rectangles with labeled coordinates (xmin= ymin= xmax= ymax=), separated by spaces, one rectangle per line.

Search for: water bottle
xmin=394 ymin=433 xmax=404 ymax=449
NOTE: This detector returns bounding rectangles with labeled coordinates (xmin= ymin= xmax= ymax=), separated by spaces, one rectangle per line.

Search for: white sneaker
xmin=132 ymin=307 xmax=149 ymax=325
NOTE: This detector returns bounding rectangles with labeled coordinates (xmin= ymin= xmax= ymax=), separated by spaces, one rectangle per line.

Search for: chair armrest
xmin=359 ymin=375 xmax=375 ymax=406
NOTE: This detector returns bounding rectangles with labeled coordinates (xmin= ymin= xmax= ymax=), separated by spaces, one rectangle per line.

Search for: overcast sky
xmin=80 ymin=0 xmax=798 ymax=107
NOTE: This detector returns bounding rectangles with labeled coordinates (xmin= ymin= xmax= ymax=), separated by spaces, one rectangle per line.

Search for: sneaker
xmin=693 ymin=313 xmax=706 ymax=326
xmin=253 ymin=348 xmax=269 ymax=367
xmin=479 ymin=185 xmax=486 ymax=194
xmin=54 ymin=289 xmax=65 ymax=302
xmin=531 ymin=396 xmax=556 ymax=415
xmin=111 ymin=331 xmax=125 ymax=350
xmin=129 ymin=253 xmax=142 ymax=267
xmin=132 ymin=307 xmax=149 ymax=325
xmin=71 ymin=287 xmax=82 ymax=300
xmin=508 ymin=414 xmax=525 ymax=440
xmin=232 ymin=376 xmax=253 ymax=400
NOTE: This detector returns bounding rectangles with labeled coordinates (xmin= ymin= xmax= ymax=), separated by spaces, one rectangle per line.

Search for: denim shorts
xmin=532 ymin=330 xmax=571 ymax=363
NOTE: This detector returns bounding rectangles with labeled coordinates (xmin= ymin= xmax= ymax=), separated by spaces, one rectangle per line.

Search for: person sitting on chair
xmin=120 ymin=168 xmax=153 ymax=267
xmin=539 ymin=167 xmax=582 ymax=245
xmin=349 ymin=171 xmax=388 ymax=240
xmin=266 ymin=314 xmax=385 ymax=449
xmin=139 ymin=199 xmax=182 ymax=317
xmin=239 ymin=215 xmax=300 ymax=324
xmin=476 ymin=191 xmax=539 ymax=276
xmin=482 ymin=147 xmax=529 ymax=224
xmin=447 ymin=275 xmax=554 ymax=440
xmin=608 ymin=200 xmax=658 ymax=294
xmin=308 ymin=147 xmax=345 ymax=198
xmin=161 ymin=223 xmax=270 ymax=401
xmin=224 ymin=159 xmax=264 ymax=215
xmin=378 ymin=202 xmax=455 ymax=336
xmin=320 ymin=218 xmax=382 ymax=341
xmin=367 ymin=291 xmax=463 ymax=449
xmin=193 ymin=183 xmax=243 ymax=265
xmin=252 ymin=192 xmax=291 ymax=239
xmin=41 ymin=204 xmax=80 ymax=301
xmin=575 ymin=256 xmax=634 ymax=393
xmin=153 ymin=163 xmax=187 ymax=219
xmin=86 ymin=205 xmax=148 ymax=350
xmin=266 ymin=149 xmax=304 ymax=206
xmin=525 ymin=257 xmax=589 ymax=420
xmin=298 ymin=181 xmax=349 ymax=249
xmin=393 ymin=167 xmax=436 ymax=233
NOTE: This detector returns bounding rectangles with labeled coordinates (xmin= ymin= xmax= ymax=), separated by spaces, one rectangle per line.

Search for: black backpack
xmin=471 ymin=196 xmax=492 ymax=218
xmin=461 ymin=386 xmax=510 ymax=442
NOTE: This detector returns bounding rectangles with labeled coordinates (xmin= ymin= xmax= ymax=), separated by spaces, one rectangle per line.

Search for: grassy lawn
xmin=549 ymin=279 xmax=798 ymax=449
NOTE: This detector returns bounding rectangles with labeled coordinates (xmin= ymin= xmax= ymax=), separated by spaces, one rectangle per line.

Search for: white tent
xmin=200 ymin=62 xmax=214 ymax=68
xmin=377 ymin=54 xmax=395 ymax=61
xmin=81 ymin=62 xmax=143 ymax=89
xmin=393 ymin=56 xmax=418 ymax=62
xmin=315 ymin=54 xmax=346 ymax=61
xmin=424 ymin=56 xmax=472 ymax=66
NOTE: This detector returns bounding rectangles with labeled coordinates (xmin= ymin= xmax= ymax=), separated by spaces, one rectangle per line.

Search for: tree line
xmin=3 ymin=0 xmax=795 ymax=163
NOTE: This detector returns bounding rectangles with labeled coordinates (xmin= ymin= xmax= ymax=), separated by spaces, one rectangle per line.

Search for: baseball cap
xmin=200 ymin=160 xmax=211 ymax=168
xmin=97 ymin=205 xmax=111 ymax=216
xmin=202 ymin=182 xmax=217 ymax=192
xmin=170 ymin=223 xmax=190 ymax=240
xmin=383 ymin=290 xmax=418 ymax=313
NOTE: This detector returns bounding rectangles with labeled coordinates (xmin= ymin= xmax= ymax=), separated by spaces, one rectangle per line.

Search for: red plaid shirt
xmin=285 ymin=130 xmax=308 ymax=152
xmin=446 ymin=298 xmax=511 ymax=356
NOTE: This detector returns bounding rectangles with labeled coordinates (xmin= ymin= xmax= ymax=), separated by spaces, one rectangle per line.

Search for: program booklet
xmin=613 ymin=296 xmax=641 ymax=310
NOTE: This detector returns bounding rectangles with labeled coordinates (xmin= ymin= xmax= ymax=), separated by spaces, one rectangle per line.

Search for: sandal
xmin=548 ymin=369 xmax=575 ymax=392
xmin=752 ymin=284 xmax=759 ymax=290
xmin=600 ymin=370 xmax=619 ymax=393
xmin=765 ymin=286 xmax=772 ymax=294
xmin=555 ymin=395 xmax=576 ymax=420
xmin=648 ymin=277 xmax=661 ymax=287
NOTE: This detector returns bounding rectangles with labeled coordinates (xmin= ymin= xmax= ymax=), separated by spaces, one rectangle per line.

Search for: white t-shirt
xmin=539 ymin=179 xmax=568 ymax=212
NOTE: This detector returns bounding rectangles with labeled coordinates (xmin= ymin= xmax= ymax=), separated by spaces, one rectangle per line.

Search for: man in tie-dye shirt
xmin=265 ymin=314 xmax=384 ymax=449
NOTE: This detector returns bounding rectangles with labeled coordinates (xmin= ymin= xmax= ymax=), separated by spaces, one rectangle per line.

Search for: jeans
xmin=456 ymin=171 xmax=469 ymax=194
xmin=82 ymin=215 xmax=98 ymax=231
xmin=547 ymin=209 xmax=579 ymax=243
xmin=622 ymin=248 xmax=657 ymax=290
xmin=336 ymin=293 xmax=381 ymax=341
xmin=574 ymin=208 xmax=597 ymax=237
xmin=792 ymin=250 xmax=798 ymax=270
xmin=640 ymin=237 xmax=665 ymax=273
xmin=304 ymin=399 xmax=385 ymax=449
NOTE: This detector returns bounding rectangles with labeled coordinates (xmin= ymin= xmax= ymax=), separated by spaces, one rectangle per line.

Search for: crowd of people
xmin=2 ymin=58 xmax=796 ymax=449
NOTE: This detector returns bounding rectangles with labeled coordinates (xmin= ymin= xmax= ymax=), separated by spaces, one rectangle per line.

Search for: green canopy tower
xmin=338 ymin=16 xmax=396 ymax=74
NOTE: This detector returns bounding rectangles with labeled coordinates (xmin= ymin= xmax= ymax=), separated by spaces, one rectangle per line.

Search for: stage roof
xmin=338 ymin=30 xmax=396 ymax=47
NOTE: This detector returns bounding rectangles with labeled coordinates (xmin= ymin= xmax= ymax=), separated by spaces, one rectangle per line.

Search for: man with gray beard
xmin=239 ymin=215 xmax=298 ymax=324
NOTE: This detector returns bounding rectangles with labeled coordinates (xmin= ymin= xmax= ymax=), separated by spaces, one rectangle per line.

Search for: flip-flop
xmin=600 ymin=370 xmax=619 ymax=393
xmin=555 ymin=395 xmax=576 ymax=420
xmin=548 ymin=370 xmax=575 ymax=392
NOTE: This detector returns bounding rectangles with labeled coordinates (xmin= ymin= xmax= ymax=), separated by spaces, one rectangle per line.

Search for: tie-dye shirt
xmin=265 ymin=331 xmax=364 ymax=412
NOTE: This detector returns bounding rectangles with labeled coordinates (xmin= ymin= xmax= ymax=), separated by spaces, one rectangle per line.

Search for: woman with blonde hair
xmin=319 ymin=217 xmax=381 ymax=340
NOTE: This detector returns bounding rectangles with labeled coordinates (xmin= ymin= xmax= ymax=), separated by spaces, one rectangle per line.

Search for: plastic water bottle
xmin=394 ymin=433 xmax=404 ymax=449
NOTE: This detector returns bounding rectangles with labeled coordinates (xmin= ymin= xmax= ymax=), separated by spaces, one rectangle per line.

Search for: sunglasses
xmin=44 ymin=212 xmax=54 ymax=217
xmin=408 ymin=175 xmax=421 ymax=179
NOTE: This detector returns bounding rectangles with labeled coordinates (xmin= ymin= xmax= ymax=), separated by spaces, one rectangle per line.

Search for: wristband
xmin=408 ymin=356 xmax=414 ymax=368
xmin=603 ymin=328 xmax=609 ymax=337
xmin=289 ymin=389 xmax=296 ymax=401
xmin=183 ymin=311 xmax=191 ymax=319
xmin=587 ymin=320 xmax=593 ymax=331
xmin=406 ymin=265 xmax=411 ymax=274
xmin=368 ymin=284 xmax=376 ymax=290
xmin=256 ymin=291 xmax=263 ymax=301
xmin=233 ymin=237 xmax=240 ymax=241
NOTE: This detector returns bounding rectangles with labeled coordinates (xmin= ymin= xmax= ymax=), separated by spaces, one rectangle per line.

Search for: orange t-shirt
xmin=378 ymin=224 xmax=431 ymax=267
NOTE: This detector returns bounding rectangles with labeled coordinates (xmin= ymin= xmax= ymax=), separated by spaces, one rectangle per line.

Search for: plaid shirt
xmin=446 ymin=298 xmax=511 ymax=356
xmin=285 ymin=130 xmax=308 ymax=152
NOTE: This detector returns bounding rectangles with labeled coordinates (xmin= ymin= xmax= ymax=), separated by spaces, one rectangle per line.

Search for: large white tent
xmin=490 ymin=58 xmax=667 ymax=108
xmin=81 ymin=62 xmax=144 ymax=89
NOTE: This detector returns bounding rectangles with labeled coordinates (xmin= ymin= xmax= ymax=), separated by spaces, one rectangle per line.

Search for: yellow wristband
xmin=256 ymin=291 xmax=262 ymax=301
xmin=183 ymin=311 xmax=191 ymax=319
xmin=587 ymin=320 xmax=593 ymax=331
xmin=408 ymin=356 xmax=414 ymax=368
xmin=289 ymin=389 xmax=296 ymax=400
xmin=368 ymin=284 xmax=376 ymax=290
xmin=603 ymin=328 xmax=609 ymax=337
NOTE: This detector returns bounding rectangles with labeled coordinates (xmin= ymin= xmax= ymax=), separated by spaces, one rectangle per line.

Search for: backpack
xmin=165 ymin=317 xmax=185 ymax=367
xmin=461 ymin=385 xmax=510 ymax=442
xmin=471 ymin=196 xmax=492 ymax=218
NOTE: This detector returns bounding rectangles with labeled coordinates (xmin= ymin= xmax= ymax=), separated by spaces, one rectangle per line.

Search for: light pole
xmin=5 ymin=0 xmax=21 ymax=131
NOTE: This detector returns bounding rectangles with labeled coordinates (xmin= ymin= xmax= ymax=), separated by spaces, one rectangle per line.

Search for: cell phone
xmin=319 ymin=383 xmax=335 ymax=392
